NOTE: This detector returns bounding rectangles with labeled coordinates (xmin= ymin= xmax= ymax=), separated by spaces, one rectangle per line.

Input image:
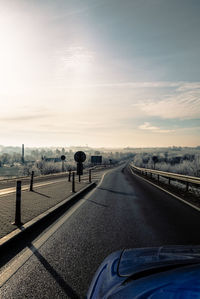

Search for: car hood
xmin=87 ymin=245 xmax=200 ymax=299
xmin=119 ymin=245 xmax=200 ymax=277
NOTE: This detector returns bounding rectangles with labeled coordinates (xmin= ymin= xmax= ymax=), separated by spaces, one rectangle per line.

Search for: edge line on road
xmin=0 ymin=167 xmax=114 ymax=288
xmin=0 ymin=198 xmax=86 ymax=288
xmin=129 ymin=166 xmax=200 ymax=213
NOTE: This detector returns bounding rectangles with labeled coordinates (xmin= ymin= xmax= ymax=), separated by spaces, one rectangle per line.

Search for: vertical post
xmin=14 ymin=181 xmax=22 ymax=226
xmin=168 ymin=178 xmax=171 ymax=185
xmin=62 ymin=160 xmax=64 ymax=172
xmin=68 ymin=170 xmax=71 ymax=182
xmin=186 ymin=182 xmax=189 ymax=192
xmin=21 ymin=144 xmax=25 ymax=164
xmin=89 ymin=169 xmax=92 ymax=183
xmin=30 ymin=171 xmax=34 ymax=191
xmin=72 ymin=172 xmax=75 ymax=193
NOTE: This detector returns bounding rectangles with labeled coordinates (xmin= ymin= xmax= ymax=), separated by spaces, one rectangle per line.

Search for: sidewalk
xmin=0 ymin=179 xmax=89 ymax=239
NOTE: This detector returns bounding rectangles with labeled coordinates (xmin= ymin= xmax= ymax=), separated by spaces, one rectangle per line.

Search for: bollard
xmin=68 ymin=170 xmax=71 ymax=182
xmin=13 ymin=181 xmax=22 ymax=226
xmin=72 ymin=172 xmax=75 ymax=193
xmin=168 ymin=178 xmax=171 ymax=185
xmin=62 ymin=160 xmax=64 ymax=172
xmin=89 ymin=169 xmax=92 ymax=183
xmin=30 ymin=171 xmax=34 ymax=191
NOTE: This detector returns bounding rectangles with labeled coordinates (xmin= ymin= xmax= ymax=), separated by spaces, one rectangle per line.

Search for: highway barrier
xmin=130 ymin=163 xmax=200 ymax=192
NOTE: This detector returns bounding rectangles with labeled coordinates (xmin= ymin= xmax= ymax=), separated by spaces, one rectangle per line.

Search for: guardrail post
xmin=30 ymin=171 xmax=34 ymax=191
xmin=68 ymin=170 xmax=71 ymax=182
xmin=13 ymin=181 xmax=22 ymax=226
xmin=130 ymin=164 xmax=200 ymax=192
xmin=72 ymin=172 xmax=75 ymax=193
xmin=89 ymin=169 xmax=92 ymax=183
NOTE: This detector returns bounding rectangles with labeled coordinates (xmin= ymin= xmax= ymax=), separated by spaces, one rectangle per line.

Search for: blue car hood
xmin=119 ymin=245 xmax=200 ymax=276
xmin=87 ymin=245 xmax=200 ymax=299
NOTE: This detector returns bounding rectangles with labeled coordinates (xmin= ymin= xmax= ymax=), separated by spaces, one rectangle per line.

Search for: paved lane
xmin=0 ymin=168 xmax=104 ymax=196
xmin=1 ymin=164 xmax=200 ymax=298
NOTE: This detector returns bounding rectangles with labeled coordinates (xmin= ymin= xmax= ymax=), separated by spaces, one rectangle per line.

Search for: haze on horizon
xmin=0 ymin=0 xmax=200 ymax=148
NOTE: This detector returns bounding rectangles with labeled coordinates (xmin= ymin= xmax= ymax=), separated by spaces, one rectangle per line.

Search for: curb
xmin=0 ymin=182 xmax=96 ymax=251
xmin=129 ymin=166 xmax=200 ymax=213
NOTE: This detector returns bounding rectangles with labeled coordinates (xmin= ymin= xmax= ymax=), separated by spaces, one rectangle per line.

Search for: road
xmin=1 ymin=164 xmax=200 ymax=298
xmin=0 ymin=166 xmax=104 ymax=196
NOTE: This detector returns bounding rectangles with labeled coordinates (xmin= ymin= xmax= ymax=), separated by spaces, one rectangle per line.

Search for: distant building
xmin=42 ymin=157 xmax=62 ymax=163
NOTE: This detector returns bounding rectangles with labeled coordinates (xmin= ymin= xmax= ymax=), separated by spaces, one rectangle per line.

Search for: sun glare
xmin=0 ymin=14 xmax=39 ymax=95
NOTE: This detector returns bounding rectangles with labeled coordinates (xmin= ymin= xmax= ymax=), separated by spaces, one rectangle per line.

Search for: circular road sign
xmin=74 ymin=151 xmax=86 ymax=163
xmin=61 ymin=155 xmax=66 ymax=161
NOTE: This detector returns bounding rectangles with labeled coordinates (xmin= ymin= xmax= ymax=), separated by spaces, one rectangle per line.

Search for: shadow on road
xmin=28 ymin=244 xmax=80 ymax=299
xmin=98 ymin=187 xmax=134 ymax=196
xmin=88 ymin=199 xmax=108 ymax=208
xmin=32 ymin=190 xmax=51 ymax=198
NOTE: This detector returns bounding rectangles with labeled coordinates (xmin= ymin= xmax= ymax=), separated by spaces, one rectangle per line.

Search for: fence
xmin=130 ymin=163 xmax=200 ymax=192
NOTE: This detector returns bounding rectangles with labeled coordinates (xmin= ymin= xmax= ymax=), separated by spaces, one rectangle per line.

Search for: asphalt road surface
xmin=1 ymin=164 xmax=200 ymax=298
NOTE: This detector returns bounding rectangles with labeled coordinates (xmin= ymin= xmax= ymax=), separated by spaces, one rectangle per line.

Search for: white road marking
xmin=0 ymin=171 xmax=104 ymax=197
xmin=0 ymin=198 xmax=86 ymax=288
xmin=0 ymin=178 xmax=67 ymax=197
xmin=129 ymin=166 xmax=200 ymax=213
xmin=0 ymin=168 xmax=112 ymax=288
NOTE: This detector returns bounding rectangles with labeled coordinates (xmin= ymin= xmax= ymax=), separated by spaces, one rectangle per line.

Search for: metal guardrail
xmin=130 ymin=163 xmax=200 ymax=191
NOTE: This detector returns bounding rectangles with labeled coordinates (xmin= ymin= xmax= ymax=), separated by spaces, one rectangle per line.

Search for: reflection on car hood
xmin=119 ymin=245 xmax=200 ymax=277
xmin=87 ymin=245 xmax=200 ymax=299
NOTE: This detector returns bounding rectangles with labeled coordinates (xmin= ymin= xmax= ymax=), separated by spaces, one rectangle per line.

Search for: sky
xmin=0 ymin=0 xmax=200 ymax=148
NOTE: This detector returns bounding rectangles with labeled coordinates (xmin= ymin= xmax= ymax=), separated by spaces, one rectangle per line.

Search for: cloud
xmin=129 ymin=81 xmax=200 ymax=120
xmin=138 ymin=122 xmax=174 ymax=133
xmin=137 ymin=91 xmax=200 ymax=119
xmin=0 ymin=114 xmax=51 ymax=123
xmin=51 ymin=80 xmax=200 ymax=93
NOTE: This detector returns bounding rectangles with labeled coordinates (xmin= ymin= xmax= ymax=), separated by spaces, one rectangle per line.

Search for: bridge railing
xmin=129 ymin=163 xmax=200 ymax=191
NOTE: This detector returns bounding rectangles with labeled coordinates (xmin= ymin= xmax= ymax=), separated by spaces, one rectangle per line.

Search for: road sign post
xmin=77 ymin=162 xmax=83 ymax=176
